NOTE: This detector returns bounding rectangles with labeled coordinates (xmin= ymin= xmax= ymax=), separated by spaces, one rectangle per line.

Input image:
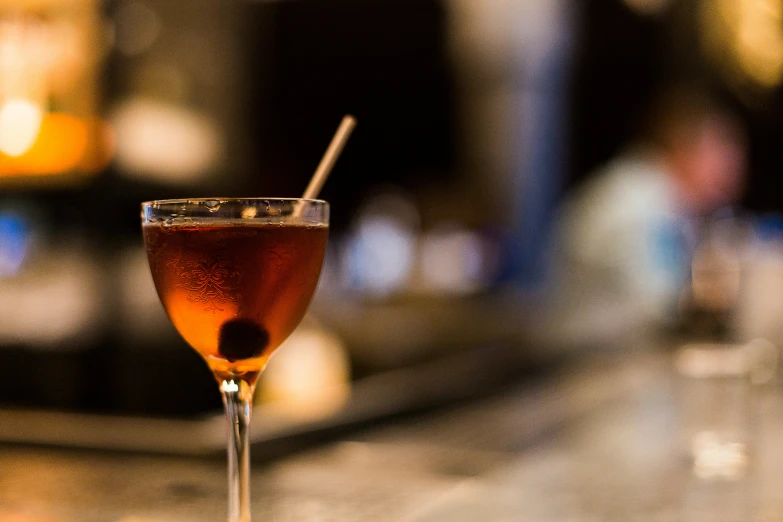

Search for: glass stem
xmin=221 ymin=378 xmax=254 ymax=522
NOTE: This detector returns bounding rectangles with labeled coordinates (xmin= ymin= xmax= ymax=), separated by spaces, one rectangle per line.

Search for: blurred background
xmin=8 ymin=0 xmax=783 ymax=517
xmin=0 ymin=0 xmax=781 ymax=399
xmin=3 ymin=0 xmax=783 ymax=411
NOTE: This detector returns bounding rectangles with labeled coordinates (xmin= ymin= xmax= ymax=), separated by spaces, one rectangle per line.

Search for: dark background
xmin=2 ymin=0 xmax=783 ymax=417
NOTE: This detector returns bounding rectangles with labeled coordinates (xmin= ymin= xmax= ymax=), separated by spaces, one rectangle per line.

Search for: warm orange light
xmin=701 ymin=0 xmax=783 ymax=91
xmin=0 ymin=4 xmax=108 ymax=180
xmin=0 ymin=99 xmax=44 ymax=157
xmin=0 ymin=113 xmax=112 ymax=177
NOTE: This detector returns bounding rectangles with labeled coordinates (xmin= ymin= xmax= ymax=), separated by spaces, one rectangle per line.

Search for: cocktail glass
xmin=141 ymin=198 xmax=329 ymax=522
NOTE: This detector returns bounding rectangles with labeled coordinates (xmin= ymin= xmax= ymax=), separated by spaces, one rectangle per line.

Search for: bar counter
xmin=3 ymin=350 xmax=782 ymax=521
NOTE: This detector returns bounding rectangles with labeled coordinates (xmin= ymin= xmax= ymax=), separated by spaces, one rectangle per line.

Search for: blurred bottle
xmin=736 ymin=215 xmax=783 ymax=351
xmin=678 ymin=214 xmax=751 ymax=343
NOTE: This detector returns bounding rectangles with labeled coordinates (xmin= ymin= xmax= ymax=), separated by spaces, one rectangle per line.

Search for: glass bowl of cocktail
xmin=141 ymin=116 xmax=355 ymax=522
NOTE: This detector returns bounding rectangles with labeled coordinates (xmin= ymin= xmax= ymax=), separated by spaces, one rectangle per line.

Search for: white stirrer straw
xmin=302 ymin=115 xmax=357 ymax=200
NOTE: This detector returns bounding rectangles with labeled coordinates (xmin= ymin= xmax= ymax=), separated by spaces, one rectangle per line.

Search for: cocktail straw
xmin=302 ymin=115 xmax=357 ymax=200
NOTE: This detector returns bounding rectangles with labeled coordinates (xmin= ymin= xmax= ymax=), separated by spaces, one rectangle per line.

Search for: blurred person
xmin=541 ymin=88 xmax=747 ymax=352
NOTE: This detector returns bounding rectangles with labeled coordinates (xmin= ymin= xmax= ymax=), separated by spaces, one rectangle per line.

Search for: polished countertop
xmin=3 ymin=350 xmax=782 ymax=521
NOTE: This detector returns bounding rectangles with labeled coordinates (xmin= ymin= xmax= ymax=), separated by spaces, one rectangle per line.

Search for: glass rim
xmin=141 ymin=197 xmax=328 ymax=208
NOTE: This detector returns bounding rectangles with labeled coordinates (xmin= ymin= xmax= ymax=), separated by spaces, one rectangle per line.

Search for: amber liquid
xmin=143 ymin=221 xmax=328 ymax=383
